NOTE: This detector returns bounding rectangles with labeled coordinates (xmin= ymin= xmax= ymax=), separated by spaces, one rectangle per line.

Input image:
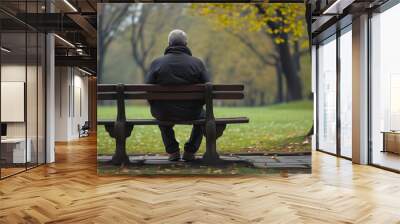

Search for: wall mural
xmin=97 ymin=2 xmax=312 ymax=175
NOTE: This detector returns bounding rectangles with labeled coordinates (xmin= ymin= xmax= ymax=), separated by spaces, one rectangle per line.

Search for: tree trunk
xmin=98 ymin=37 xmax=106 ymax=84
xmin=140 ymin=67 xmax=149 ymax=81
xmin=260 ymin=91 xmax=266 ymax=105
xmin=305 ymin=0 xmax=312 ymax=52
xmin=274 ymin=38 xmax=303 ymax=101
xmin=293 ymin=41 xmax=301 ymax=72
xmin=275 ymin=62 xmax=284 ymax=103
xmin=203 ymin=51 xmax=213 ymax=80
xmin=254 ymin=5 xmax=303 ymax=101
xmin=98 ymin=10 xmax=104 ymax=84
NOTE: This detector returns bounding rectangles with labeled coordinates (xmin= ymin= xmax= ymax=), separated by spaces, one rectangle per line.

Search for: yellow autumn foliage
xmin=191 ymin=3 xmax=306 ymax=45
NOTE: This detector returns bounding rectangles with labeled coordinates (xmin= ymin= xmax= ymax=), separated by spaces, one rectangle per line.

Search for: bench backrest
xmin=97 ymin=83 xmax=245 ymax=122
xmin=97 ymin=83 xmax=244 ymax=101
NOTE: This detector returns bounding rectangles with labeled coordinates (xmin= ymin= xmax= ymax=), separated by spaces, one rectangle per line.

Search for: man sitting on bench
xmin=145 ymin=29 xmax=210 ymax=162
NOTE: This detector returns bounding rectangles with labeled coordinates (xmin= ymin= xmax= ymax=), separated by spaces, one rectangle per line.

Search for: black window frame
xmin=314 ymin=16 xmax=353 ymax=161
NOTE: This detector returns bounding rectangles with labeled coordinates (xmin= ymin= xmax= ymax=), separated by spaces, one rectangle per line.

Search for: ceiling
xmin=311 ymin=0 xmax=389 ymax=43
xmin=0 ymin=0 xmax=97 ymax=74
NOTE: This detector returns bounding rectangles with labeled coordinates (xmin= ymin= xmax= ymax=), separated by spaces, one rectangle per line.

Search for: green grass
xmin=97 ymin=100 xmax=313 ymax=155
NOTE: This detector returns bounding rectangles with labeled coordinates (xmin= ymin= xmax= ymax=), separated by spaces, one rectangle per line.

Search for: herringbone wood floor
xmin=1 ymin=136 xmax=400 ymax=224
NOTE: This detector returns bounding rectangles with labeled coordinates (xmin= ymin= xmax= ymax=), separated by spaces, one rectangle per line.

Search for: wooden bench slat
xmin=98 ymin=92 xmax=244 ymax=100
xmin=214 ymin=92 xmax=244 ymax=100
xmin=97 ymin=93 xmax=116 ymax=100
xmin=97 ymin=84 xmax=244 ymax=92
xmin=125 ymin=92 xmax=204 ymax=100
xmin=97 ymin=117 xmax=249 ymax=126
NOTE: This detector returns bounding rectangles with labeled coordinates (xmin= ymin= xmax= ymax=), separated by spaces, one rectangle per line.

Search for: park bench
xmin=97 ymin=82 xmax=249 ymax=165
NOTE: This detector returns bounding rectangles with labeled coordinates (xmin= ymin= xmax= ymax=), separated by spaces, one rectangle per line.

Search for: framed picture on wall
xmin=1 ymin=81 xmax=25 ymax=123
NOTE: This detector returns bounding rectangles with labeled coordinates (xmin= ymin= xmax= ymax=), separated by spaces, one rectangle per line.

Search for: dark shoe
xmin=168 ymin=151 xmax=180 ymax=161
xmin=182 ymin=151 xmax=196 ymax=162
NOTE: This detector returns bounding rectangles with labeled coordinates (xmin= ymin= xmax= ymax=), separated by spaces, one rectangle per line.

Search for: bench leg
xmin=104 ymin=123 xmax=134 ymax=166
xmin=112 ymin=138 xmax=130 ymax=165
xmin=202 ymin=120 xmax=220 ymax=164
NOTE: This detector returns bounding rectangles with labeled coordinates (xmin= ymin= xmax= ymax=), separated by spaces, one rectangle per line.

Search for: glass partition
xmin=0 ymin=1 xmax=46 ymax=179
xmin=1 ymin=31 xmax=28 ymax=177
xmin=317 ymin=35 xmax=337 ymax=154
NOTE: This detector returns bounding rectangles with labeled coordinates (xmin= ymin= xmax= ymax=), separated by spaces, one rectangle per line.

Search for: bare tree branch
xmin=224 ymin=29 xmax=276 ymax=66
xmin=100 ymin=4 xmax=130 ymax=51
xmin=98 ymin=4 xmax=131 ymax=83
xmin=130 ymin=4 xmax=181 ymax=78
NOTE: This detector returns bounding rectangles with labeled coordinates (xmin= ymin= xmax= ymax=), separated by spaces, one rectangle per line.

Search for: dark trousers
xmin=159 ymin=124 xmax=203 ymax=154
xmin=157 ymin=111 xmax=205 ymax=154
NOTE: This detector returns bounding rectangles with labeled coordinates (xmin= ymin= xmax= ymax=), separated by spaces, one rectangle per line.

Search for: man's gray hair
xmin=168 ymin=29 xmax=187 ymax=46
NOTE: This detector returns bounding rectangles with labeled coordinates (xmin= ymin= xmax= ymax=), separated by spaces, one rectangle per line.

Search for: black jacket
xmin=145 ymin=45 xmax=210 ymax=121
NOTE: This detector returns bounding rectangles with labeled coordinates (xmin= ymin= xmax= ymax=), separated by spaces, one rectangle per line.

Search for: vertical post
xmin=336 ymin=29 xmax=341 ymax=157
xmin=111 ymin=84 xmax=130 ymax=165
xmin=46 ymin=26 xmax=55 ymax=163
xmin=312 ymin=45 xmax=317 ymax=151
xmin=202 ymin=82 xmax=220 ymax=164
xmin=352 ymin=14 xmax=369 ymax=164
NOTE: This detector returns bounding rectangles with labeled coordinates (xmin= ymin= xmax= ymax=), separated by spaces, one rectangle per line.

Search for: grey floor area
xmin=98 ymin=154 xmax=311 ymax=170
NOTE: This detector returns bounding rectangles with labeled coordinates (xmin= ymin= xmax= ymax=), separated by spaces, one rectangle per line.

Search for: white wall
xmin=72 ymin=72 xmax=89 ymax=138
xmin=54 ymin=67 xmax=89 ymax=141
xmin=55 ymin=66 xmax=69 ymax=141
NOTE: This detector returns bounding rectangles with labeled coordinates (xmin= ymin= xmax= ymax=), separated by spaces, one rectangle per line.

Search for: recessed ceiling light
xmin=78 ymin=67 xmax=92 ymax=76
xmin=63 ymin=0 xmax=78 ymax=12
xmin=54 ymin=34 xmax=75 ymax=48
xmin=322 ymin=0 xmax=355 ymax=15
xmin=1 ymin=47 xmax=11 ymax=53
